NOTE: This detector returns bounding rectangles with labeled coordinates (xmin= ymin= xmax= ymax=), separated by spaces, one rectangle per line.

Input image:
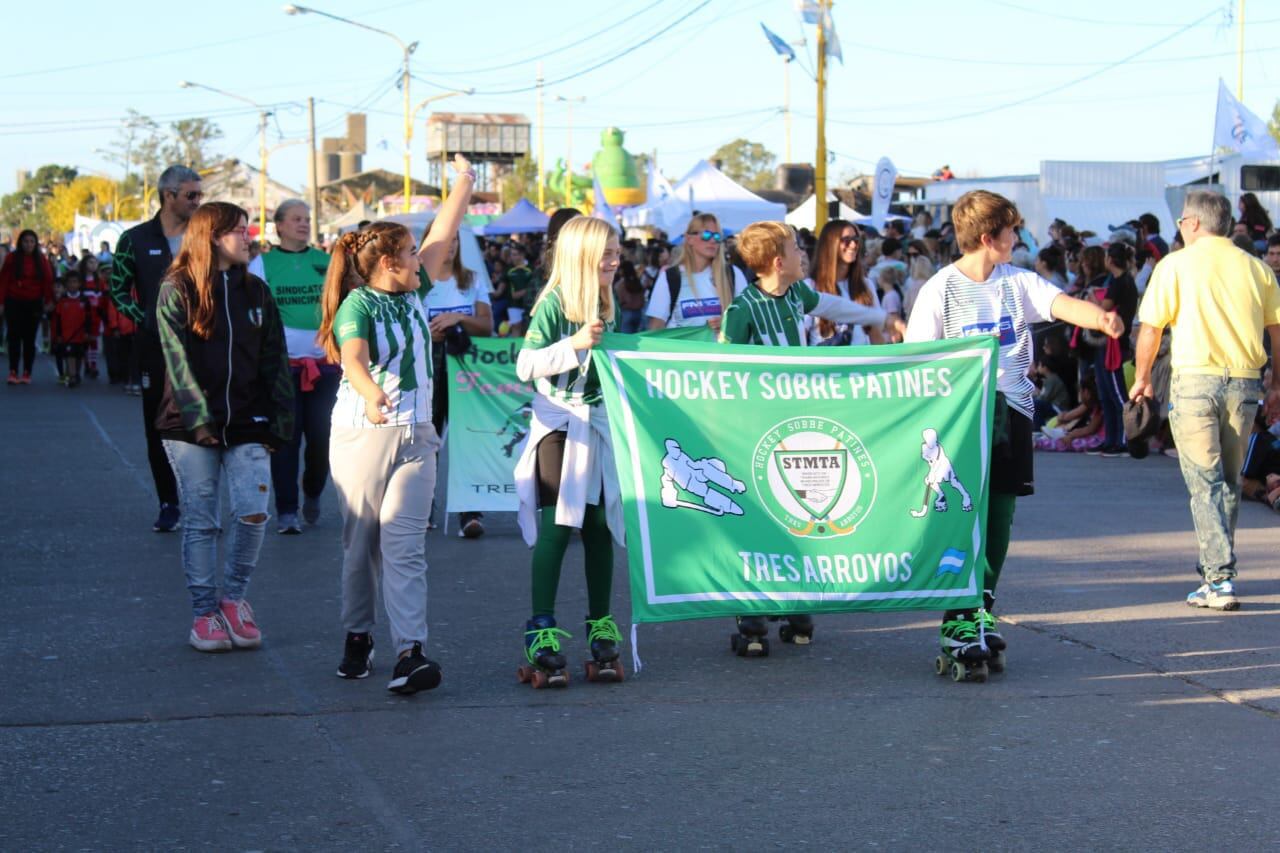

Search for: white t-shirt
xmin=645 ymin=265 xmax=749 ymax=328
xmin=423 ymin=274 xmax=490 ymax=319
xmin=804 ymin=278 xmax=882 ymax=346
xmin=904 ymin=262 xmax=1062 ymax=418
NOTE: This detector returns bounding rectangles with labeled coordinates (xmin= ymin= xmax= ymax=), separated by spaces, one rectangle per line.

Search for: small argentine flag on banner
xmin=935 ymin=549 xmax=966 ymax=577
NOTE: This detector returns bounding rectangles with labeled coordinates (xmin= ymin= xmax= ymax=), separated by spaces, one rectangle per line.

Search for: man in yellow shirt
xmin=1131 ymin=190 xmax=1280 ymax=610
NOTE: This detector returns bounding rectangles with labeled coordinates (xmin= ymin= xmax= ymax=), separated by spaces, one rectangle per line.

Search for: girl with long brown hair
xmin=153 ymin=201 xmax=295 ymax=653
xmin=319 ymin=154 xmax=475 ymax=695
xmin=644 ymin=212 xmax=747 ymax=332
xmin=807 ymin=219 xmax=883 ymax=346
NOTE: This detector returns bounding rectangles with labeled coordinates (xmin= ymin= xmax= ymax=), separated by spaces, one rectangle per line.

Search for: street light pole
xmin=284 ymin=5 xmax=419 ymax=212
xmin=556 ymin=95 xmax=586 ymax=209
xmin=408 ymin=89 xmax=473 ymax=206
xmin=179 ymin=80 xmax=272 ymax=240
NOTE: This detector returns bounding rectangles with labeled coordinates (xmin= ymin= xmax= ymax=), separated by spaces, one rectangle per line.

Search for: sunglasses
xmin=687 ymin=230 xmax=723 ymax=243
xmin=838 ymin=234 xmax=859 ymax=245
xmin=1176 ymin=215 xmax=1197 ymax=227
xmin=171 ymin=190 xmax=204 ymax=202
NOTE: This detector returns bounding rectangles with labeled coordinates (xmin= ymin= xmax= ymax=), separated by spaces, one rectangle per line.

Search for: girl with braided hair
xmin=317 ymin=154 xmax=476 ymax=695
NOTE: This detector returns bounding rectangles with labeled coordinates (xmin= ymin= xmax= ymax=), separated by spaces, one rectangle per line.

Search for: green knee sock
xmin=531 ymin=507 xmax=571 ymax=617
xmin=983 ymin=492 xmax=1017 ymax=606
xmin=581 ymin=502 xmax=614 ymax=620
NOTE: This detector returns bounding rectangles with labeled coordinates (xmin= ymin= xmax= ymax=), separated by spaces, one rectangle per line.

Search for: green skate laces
xmin=586 ymin=615 xmax=622 ymax=644
xmin=978 ymin=609 xmax=998 ymax=631
xmin=940 ymin=616 xmax=979 ymax=642
xmin=524 ymin=626 xmax=571 ymax=664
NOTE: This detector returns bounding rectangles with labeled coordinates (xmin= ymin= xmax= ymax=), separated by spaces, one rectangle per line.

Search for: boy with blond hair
xmin=719 ymin=220 xmax=903 ymax=654
xmin=906 ymin=190 xmax=1122 ymax=677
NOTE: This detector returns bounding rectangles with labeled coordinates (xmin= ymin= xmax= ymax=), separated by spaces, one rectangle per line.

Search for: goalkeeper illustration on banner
xmin=659 ymin=438 xmax=746 ymax=516
xmin=910 ymin=427 xmax=973 ymax=518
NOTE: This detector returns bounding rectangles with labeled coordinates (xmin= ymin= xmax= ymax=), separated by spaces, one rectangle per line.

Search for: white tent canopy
xmin=379 ymin=211 xmax=493 ymax=295
xmin=785 ymin=193 xmax=858 ymax=230
xmin=622 ymin=159 xmax=786 ymax=235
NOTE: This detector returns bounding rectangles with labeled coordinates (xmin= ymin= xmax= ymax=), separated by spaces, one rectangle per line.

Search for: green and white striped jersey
xmin=331 ymin=284 xmax=434 ymax=428
xmin=719 ymin=281 xmax=820 ymax=347
xmin=522 ymin=288 xmax=614 ymax=405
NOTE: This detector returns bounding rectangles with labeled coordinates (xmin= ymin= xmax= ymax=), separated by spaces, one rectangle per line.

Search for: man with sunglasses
xmin=110 ymin=164 xmax=204 ymax=533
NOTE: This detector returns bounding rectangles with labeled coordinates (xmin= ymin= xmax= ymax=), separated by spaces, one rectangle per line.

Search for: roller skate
xmin=978 ymin=608 xmax=1006 ymax=673
xmin=933 ymin=612 xmax=990 ymax=683
xmin=583 ymin=615 xmax=625 ymax=683
xmin=730 ymin=615 xmax=769 ymax=657
xmin=776 ymin=613 xmax=814 ymax=645
xmin=517 ymin=615 xmax=570 ymax=689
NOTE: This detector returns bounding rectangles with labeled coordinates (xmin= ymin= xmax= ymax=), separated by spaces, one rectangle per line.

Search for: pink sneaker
xmin=190 ymin=612 xmax=233 ymax=652
xmin=218 ymin=599 xmax=262 ymax=649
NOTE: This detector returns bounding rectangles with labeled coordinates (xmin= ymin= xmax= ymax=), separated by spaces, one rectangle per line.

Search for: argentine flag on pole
xmin=1213 ymin=79 xmax=1280 ymax=158
xmin=760 ymin=24 xmax=796 ymax=61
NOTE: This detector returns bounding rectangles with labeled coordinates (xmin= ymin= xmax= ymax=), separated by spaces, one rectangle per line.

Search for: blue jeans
xmin=617 ymin=308 xmax=645 ymax=334
xmin=271 ymin=366 xmax=340 ymax=514
xmin=1167 ymin=373 xmax=1263 ymax=582
xmin=1092 ymin=350 xmax=1128 ymax=449
xmin=163 ymin=440 xmax=272 ymax=616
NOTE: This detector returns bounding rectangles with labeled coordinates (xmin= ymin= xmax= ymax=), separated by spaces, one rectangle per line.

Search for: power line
xmin=817 ymin=7 xmax=1220 ymax=128
xmin=983 ymin=0 xmax=1228 ymax=28
xmin=423 ymin=0 xmax=670 ymax=77
xmin=417 ymin=1 xmax=713 ymax=97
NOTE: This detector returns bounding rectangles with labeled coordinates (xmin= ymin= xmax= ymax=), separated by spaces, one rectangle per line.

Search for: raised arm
xmin=418 ymin=153 xmax=476 ymax=273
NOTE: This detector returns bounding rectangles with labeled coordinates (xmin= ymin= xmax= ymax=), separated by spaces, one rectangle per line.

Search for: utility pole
xmin=536 ymin=63 xmax=546 ymax=210
xmin=307 ymin=97 xmax=319 ymax=244
xmin=814 ymin=0 xmax=830 ymax=233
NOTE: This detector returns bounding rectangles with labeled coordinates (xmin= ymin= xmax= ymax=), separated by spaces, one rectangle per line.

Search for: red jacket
xmin=0 ymin=252 xmax=54 ymax=303
xmin=52 ymin=292 xmax=94 ymax=345
xmin=102 ymin=287 xmax=137 ymax=336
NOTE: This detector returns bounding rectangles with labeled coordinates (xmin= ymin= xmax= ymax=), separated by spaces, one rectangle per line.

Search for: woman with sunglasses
xmin=645 ymin=213 xmax=747 ymax=333
xmin=806 ymin=219 xmax=883 ymax=346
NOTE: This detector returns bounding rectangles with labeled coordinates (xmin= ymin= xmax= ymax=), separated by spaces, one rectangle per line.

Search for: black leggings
xmin=5 ymin=298 xmax=42 ymax=375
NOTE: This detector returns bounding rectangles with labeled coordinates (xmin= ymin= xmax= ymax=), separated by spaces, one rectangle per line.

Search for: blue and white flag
xmin=935 ymin=548 xmax=967 ymax=577
xmin=1213 ymin=79 xmax=1280 ymax=158
xmin=821 ymin=6 xmax=842 ymax=64
xmin=592 ymin=175 xmax=619 ymax=231
xmin=794 ymin=0 xmax=820 ymax=24
xmin=760 ymin=23 xmax=796 ymax=61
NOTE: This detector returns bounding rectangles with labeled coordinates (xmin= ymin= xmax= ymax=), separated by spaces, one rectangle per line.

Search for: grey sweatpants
xmin=330 ymin=423 xmax=440 ymax=654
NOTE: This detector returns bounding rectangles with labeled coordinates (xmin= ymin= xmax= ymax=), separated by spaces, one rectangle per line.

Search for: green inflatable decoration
xmin=546 ymin=158 xmax=594 ymax=208
xmin=591 ymin=127 xmax=645 ymax=207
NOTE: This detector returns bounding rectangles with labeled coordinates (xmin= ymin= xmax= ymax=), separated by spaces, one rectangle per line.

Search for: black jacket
xmin=154 ymin=266 xmax=295 ymax=448
xmin=110 ymin=212 xmax=177 ymax=339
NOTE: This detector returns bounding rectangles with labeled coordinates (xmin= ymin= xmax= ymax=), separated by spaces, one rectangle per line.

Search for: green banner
xmin=444 ymin=326 xmax=715 ymax=513
xmin=591 ymin=334 xmax=999 ymax=623
xmin=445 ymin=338 xmax=534 ymax=513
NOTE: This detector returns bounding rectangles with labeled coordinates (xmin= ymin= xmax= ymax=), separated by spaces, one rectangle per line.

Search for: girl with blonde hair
xmin=645 ymin=212 xmax=747 ymax=332
xmin=513 ymin=216 xmax=626 ymax=687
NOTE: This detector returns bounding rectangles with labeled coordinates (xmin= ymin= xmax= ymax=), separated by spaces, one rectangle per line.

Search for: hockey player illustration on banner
xmin=467 ymin=401 xmax=533 ymax=458
xmin=910 ymin=428 xmax=973 ymax=518
xmin=659 ymin=438 xmax=746 ymax=516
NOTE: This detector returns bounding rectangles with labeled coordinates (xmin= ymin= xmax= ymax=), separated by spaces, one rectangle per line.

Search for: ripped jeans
xmin=162 ymin=440 xmax=272 ymax=616
xmin=1167 ymin=373 xmax=1263 ymax=583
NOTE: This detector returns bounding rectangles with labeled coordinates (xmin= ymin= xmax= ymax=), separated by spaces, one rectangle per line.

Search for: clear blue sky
xmin=2 ymin=0 xmax=1276 ymax=196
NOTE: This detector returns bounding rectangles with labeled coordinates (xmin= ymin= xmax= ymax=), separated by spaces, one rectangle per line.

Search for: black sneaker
xmin=337 ymin=632 xmax=375 ymax=679
xmin=301 ymin=493 xmax=321 ymax=525
xmin=153 ymin=503 xmax=181 ymax=533
xmin=459 ymin=513 xmax=485 ymax=539
xmin=387 ymin=642 xmax=442 ymax=694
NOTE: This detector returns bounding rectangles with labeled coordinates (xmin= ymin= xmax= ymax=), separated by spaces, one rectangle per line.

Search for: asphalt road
xmin=3 ymin=356 xmax=1279 ymax=851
